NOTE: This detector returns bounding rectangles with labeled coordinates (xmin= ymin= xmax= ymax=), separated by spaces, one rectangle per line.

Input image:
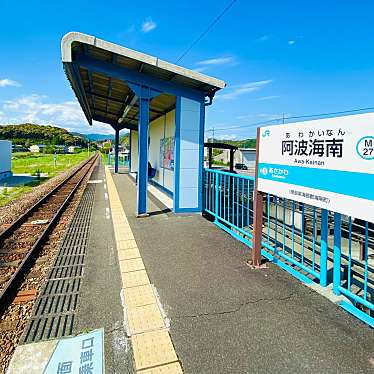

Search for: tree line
xmin=0 ymin=123 xmax=88 ymax=146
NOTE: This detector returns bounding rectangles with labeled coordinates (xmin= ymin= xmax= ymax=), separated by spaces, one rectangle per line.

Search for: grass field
xmin=11 ymin=152 xmax=91 ymax=177
xmin=0 ymin=152 xmax=92 ymax=207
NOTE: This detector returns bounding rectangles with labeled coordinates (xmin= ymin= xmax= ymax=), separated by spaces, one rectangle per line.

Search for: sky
xmin=1 ymin=0 xmax=374 ymax=139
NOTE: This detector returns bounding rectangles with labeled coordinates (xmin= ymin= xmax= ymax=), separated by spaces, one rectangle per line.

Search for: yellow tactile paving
xmin=132 ymin=330 xmax=178 ymax=371
xmin=105 ymin=167 xmax=182 ymax=373
xmin=115 ymin=226 xmax=132 ymax=234
xmin=117 ymin=239 xmax=138 ymax=250
xmin=122 ymin=270 xmax=150 ymax=288
xmin=120 ymin=258 xmax=145 ymax=273
xmin=111 ymin=207 xmax=124 ymax=212
xmin=112 ymin=216 xmax=125 ymax=223
xmin=127 ymin=303 xmax=165 ymax=334
xmin=118 ymin=248 xmax=141 ymax=261
xmin=116 ymin=231 xmax=135 ymax=241
xmin=139 ymin=362 xmax=183 ymax=374
xmin=124 ymin=284 xmax=156 ymax=307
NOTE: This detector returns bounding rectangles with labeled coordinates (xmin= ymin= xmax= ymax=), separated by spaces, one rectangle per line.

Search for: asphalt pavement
xmin=111 ymin=172 xmax=374 ymax=374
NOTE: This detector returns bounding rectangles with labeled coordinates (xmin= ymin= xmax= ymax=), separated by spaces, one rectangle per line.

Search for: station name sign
xmin=257 ymin=112 xmax=374 ymax=222
xmin=44 ymin=329 xmax=104 ymax=374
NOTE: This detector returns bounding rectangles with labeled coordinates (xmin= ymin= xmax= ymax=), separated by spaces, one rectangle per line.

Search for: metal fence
xmin=260 ymin=194 xmax=330 ymax=284
xmin=107 ymin=154 xmax=129 ymax=167
xmin=203 ymin=168 xmax=374 ymax=327
xmin=203 ymin=169 xmax=255 ymax=247
xmin=333 ymin=215 xmax=374 ymax=326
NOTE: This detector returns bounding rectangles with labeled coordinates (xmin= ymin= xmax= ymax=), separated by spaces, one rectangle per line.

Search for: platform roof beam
xmin=61 ymin=32 xmax=225 ymax=133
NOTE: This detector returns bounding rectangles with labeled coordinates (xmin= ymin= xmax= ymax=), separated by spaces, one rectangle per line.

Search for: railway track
xmin=0 ymin=153 xmax=98 ymax=315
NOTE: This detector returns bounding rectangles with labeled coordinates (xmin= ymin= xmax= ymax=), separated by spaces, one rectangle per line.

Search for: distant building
xmin=109 ymin=148 xmax=130 ymax=162
xmin=101 ymin=140 xmax=112 ymax=148
xmin=0 ymin=140 xmax=12 ymax=180
xmin=68 ymin=145 xmax=79 ymax=153
xmin=120 ymin=149 xmax=130 ymax=161
xmin=29 ymin=144 xmax=46 ymax=153
xmin=55 ymin=145 xmax=68 ymax=154
xmin=214 ymin=148 xmax=256 ymax=167
xmin=235 ymin=148 xmax=256 ymax=167
xmin=12 ymin=144 xmax=29 ymax=152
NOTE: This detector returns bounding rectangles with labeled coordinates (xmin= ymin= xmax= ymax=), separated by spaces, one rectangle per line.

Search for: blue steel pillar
xmin=319 ymin=209 xmax=329 ymax=286
xmin=114 ymin=127 xmax=120 ymax=174
xmin=129 ymin=130 xmax=132 ymax=172
xmin=126 ymin=84 xmax=158 ymax=216
xmin=333 ymin=212 xmax=342 ymax=295
xmin=137 ymin=90 xmax=151 ymax=216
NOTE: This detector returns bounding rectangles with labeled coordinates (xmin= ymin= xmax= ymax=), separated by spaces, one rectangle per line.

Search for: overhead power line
xmin=175 ymin=0 xmax=238 ymax=63
xmin=205 ymin=105 xmax=374 ymax=133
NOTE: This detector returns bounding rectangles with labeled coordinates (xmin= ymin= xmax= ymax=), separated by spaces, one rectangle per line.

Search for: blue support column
xmin=319 ymin=209 xmax=329 ymax=286
xmin=137 ymin=91 xmax=150 ymax=216
xmin=333 ymin=212 xmax=342 ymax=295
xmin=114 ymin=127 xmax=120 ymax=174
xmin=129 ymin=130 xmax=132 ymax=172
xmin=126 ymin=83 xmax=158 ymax=217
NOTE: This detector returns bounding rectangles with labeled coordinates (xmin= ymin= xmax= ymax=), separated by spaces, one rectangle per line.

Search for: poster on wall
xmin=257 ymin=112 xmax=374 ymax=222
xmin=160 ymin=137 xmax=175 ymax=170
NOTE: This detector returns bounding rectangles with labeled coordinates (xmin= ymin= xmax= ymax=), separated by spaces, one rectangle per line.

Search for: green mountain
xmin=207 ymin=138 xmax=257 ymax=148
xmin=0 ymin=123 xmax=87 ymax=146
xmin=71 ymin=132 xmax=115 ymax=141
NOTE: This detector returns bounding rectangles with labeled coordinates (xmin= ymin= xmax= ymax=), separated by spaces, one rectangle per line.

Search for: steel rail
xmin=0 ymin=153 xmax=98 ymax=314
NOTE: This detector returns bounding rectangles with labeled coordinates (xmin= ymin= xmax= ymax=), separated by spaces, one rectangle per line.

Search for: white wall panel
xmin=130 ymin=130 xmax=138 ymax=173
xmin=0 ymin=140 xmax=11 ymax=174
xmin=178 ymin=98 xmax=201 ymax=209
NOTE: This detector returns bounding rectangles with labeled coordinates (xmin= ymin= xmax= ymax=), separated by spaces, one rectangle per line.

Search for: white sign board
xmin=44 ymin=329 xmax=104 ymax=374
xmin=257 ymin=112 xmax=374 ymax=222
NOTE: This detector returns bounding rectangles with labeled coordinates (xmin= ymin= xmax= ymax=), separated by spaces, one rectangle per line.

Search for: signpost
xmin=44 ymin=329 xmax=104 ymax=374
xmin=251 ymin=128 xmax=264 ymax=268
xmin=257 ymin=112 xmax=374 ymax=222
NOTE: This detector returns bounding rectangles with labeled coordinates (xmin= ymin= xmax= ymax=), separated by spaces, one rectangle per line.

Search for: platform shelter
xmin=61 ymin=32 xmax=225 ymax=215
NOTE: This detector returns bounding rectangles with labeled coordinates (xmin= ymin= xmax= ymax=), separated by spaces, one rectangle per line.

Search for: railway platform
xmin=7 ymin=159 xmax=374 ymax=373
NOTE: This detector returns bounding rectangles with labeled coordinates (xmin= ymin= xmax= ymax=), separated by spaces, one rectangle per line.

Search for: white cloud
xmin=193 ymin=67 xmax=209 ymax=73
xmin=0 ymin=94 xmax=113 ymax=134
xmin=255 ymin=95 xmax=280 ymax=101
xmin=255 ymin=113 xmax=287 ymax=121
xmin=0 ymin=79 xmax=21 ymax=88
xmin=255 ymin=35 xmax=269 ymax=43
xmin=288 ymin=40 xmax=296 ymax=45
xmin=217 ymin=134 xmax=239 ymax=140
xmin=216 ymin=80 xmax=272 ymax=100
xmin=141 ymin=18 xmax=157 ymax=33
xmin=235 ymin=113 xmax=286 ymax=122
xmin=197 ymin=56 xmax=235 ymax=66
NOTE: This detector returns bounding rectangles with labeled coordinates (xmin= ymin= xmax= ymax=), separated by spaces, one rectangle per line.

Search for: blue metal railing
xmin=203 ymin=168 xmax=374 ymax=327
xmin=107 ymin=154 xmax=129 ymax=167
xmin=260 ymin=194 xmax=330 ymax=284
xmin=203 ymin=169 xmax=255 ymax=247
xmin=333 ymin=215 xmax=374 ymax=325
